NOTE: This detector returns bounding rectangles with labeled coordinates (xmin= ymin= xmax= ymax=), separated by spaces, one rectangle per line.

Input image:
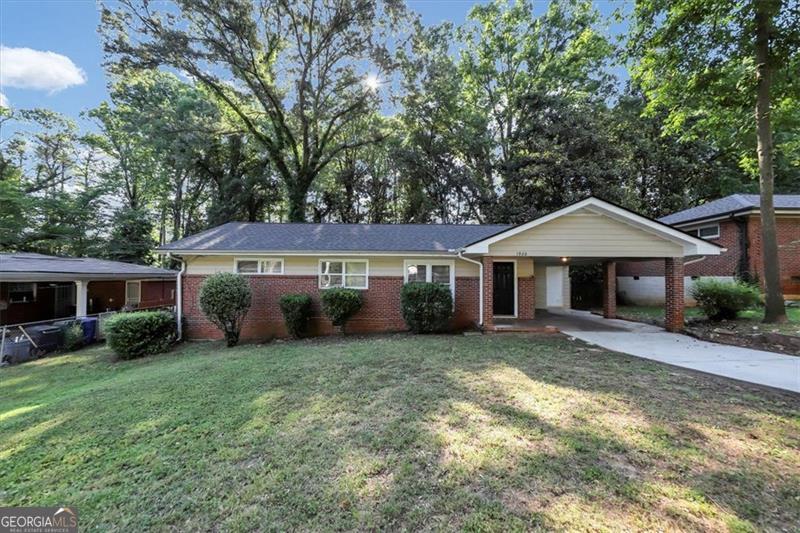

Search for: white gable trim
xmin=462 ymin=198 xmax=724 ymax=256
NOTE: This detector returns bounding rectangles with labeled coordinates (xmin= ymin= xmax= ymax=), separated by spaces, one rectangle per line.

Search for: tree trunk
xmin=286 ymin=177 xmax=312 ymax=222
xmin=754 ymin=0 xmax=786 ymax=323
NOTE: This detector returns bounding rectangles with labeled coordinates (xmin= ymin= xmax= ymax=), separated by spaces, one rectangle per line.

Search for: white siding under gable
xmin=488 ymin=209 xmax=683 ymax=257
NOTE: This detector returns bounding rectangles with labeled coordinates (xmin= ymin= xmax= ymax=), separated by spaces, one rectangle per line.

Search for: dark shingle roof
xmin=0 ymin=253 xmax=176 ymax=278
xmin=159 ymin=222 xmax=513 ymax=253
xmin=659 ymin=194 xmax=800 ymax=225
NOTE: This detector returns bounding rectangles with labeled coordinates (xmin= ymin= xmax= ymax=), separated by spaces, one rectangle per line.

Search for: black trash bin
xmin=25 ymin=325 xmax=63 ymax=355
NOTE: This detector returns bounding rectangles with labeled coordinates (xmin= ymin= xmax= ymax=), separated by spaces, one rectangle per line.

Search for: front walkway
xmin=550 ymin=310 xmax=800 ymax=393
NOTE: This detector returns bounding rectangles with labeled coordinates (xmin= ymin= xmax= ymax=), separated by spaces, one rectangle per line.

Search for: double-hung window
xmin=125 ymin=281 xmax=141 ymax=306
xmin=404 ymin=260 xmax=455 ymax=295
xmin=234 ymin=258 xmax=284 ymax=275
xmin=319 ymin=260 xmax=368 ymax=289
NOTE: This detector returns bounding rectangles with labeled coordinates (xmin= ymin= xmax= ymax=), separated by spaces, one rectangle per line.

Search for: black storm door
xmin=493 ymin=262 xmax=515 ymax=316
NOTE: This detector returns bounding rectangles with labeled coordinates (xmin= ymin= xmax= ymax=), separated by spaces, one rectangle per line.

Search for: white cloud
xmin=0 ymin=92 xmax=8 ymax=108
xmin=0 ymin=45 xmax=87 ymax=93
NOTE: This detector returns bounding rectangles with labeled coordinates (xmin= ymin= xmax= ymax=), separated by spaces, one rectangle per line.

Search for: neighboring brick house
xmin=618 ymin=194 xmax=800 ymax=305
xmin=0 ymin=253 xmax=177 ymax=326
xmin=159 ymin=197 xmax=721 ymax=340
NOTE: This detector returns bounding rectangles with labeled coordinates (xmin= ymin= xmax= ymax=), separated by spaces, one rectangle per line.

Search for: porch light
xmin=560 ymin=257 xmax=569 ymax=263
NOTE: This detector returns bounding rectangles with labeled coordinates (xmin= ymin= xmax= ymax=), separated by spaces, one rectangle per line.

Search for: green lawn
xmin=1 ymin=336 xmax=798 ymax=531
xmin=616 ymin=305 xmax=800 ymax=336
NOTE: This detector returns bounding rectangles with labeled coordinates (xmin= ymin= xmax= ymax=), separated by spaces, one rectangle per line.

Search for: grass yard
xmin=1 ymin=335 xmax=799 ymax=531
xmin=616 ymin=305 xmax=800 ymax=336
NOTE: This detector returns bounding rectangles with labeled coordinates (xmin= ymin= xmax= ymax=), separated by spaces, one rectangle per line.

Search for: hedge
xmin=106 ymin=310 xmax=176 ymax=360
xmin=690 ymin=278 xmax=761 ymax=321
xmin=279 ymin=294 xmax=313 ymax=338
xmin=400 ymin=282 xmax=453 ymax=333
xmin=320 ymin=288 xmax=363 ymax=334
xmin=199 ymin=272 xmax=252 ymax=346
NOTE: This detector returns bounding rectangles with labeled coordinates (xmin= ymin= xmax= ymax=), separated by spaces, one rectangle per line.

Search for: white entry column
xmin=75 ymin=280 xmax=88 ymax=317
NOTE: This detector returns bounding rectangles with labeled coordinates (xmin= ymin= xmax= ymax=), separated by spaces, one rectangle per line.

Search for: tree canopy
xmin=1 ymin=0 xmax=797 ymax=289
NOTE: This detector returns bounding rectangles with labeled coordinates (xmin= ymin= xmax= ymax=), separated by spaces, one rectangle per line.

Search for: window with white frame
xmin=404 ymin=260 xmax=455 ymax=293
xmin=125 ymin=281 xmax=141 ymax=306
xmin=687 ymin=223 xmax=720 ymax=240
xmin=319 ymin=260 xmax=368 ymax=289
xmin=234 ymin=258 xmax=284 ymax=275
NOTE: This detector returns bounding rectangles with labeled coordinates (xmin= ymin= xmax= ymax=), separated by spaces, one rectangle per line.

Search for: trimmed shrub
xmin=401 ymin=282 xmax=453 ymax=333
xmin=691 ymin=279 xmax=761 ymax=321
xmin=199 ymin=272 xmax=252 ymax=346
xmin=279 ymin=294 xmax=313 ymax=338
xmin=106 ymin=310 xmax=176 ymax=359
xmin=63 ymin=323 xmax=84 ymax=351
xmin=320 ymin=288 xmax=363 ymax=334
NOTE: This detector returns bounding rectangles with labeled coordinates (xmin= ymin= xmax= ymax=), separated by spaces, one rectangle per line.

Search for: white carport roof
xmin=461 ymin=197 xmax=725 ymax=256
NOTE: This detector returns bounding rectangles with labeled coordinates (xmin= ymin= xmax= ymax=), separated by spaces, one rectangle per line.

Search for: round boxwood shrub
xmin=279 ymin=294 xmax=313 ymax=338
xmin=400 ymin=282 xmax=454 ymax=333
xmin=106 ymin=310 xmax=176 ymax=360
xmin=320 ymin=288 xmax=363 ymax=334
xmin=199 ymin=272 xmax=252 ymax=346
xmin=690 ymin=278 xmax=761 ymax=321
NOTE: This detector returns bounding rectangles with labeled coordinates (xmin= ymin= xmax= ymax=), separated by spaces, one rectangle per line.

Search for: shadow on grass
xmin=1 ymin=334 xmax=798 ymax=531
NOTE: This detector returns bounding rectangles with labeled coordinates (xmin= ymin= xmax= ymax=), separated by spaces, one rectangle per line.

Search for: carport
xmin=0 ymin=252 xmax=176 ymax=325
xmin=459 ymin=198 xmax=725 ymax=332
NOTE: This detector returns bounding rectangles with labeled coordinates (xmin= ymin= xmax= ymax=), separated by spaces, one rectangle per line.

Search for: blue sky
xmin=0 ymin=0 xmax=627 ymax=128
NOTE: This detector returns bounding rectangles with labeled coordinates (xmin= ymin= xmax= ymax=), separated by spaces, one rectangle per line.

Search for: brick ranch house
xmin=618 ymin=194 xmax=800 ymax=305
xmin=0 ymin=253 xmax=177 ymax=326
xmin=159 ymin=197 xmax=722 ymax=340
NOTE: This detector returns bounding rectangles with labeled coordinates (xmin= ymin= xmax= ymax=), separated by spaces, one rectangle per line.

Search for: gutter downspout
xmin=684 ymin=256 xmax=706 ymax=267
xmin=456 ymin=249 xmax=483 ymax=326
xmin=168 ymin=253 xmax=186 ymax=341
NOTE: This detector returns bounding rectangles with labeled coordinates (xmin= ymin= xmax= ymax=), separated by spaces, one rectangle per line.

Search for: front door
xmin=493 ymin=262 xmax=515 ymax=316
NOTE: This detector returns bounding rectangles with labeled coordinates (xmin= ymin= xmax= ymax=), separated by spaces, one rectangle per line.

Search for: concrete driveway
xmin=550 ymin=310 xmax=800 ymax=393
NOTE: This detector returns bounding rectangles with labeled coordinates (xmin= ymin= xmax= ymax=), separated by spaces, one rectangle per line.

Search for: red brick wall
xmin=617 ymin=219 xmax=741 ymax=277
xmin=618 ymin=216 xmax=800 ymax=298
xmin=182 ymin=275 xmax=481 ymax=340
xmin=482 ymin=257 xmax=494 ymax=329
xmin=518 ymin=277 xmax=535 ymax=319
xmin=664 ymin=258 xmax=685 ymax=331
xmin=746 ymin=216 xmax=800 ymax=296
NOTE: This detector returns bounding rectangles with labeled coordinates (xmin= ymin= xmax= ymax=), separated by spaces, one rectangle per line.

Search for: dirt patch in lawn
xmin=683 ymin=319 xmax=800 ymax=356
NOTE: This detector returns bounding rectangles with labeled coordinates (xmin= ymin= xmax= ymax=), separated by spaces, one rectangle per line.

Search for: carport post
xmin=664 ymin=258 xmax=685 ymax=332
xmin=482 ymin=256 xmax=494 ymax=330
xmin=75 ymin=280 xmax=88 ymax=318
xmin=602 ymin=261 xmax=616 ymax=319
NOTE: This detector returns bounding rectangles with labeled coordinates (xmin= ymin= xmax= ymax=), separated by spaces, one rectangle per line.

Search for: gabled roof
xmin=158 ymin=222 xmax=512 ymax=254
xmin=660 ymin=194 xmax=800 ymax=225
xmin=461 ymin=197 xmax=724 ymax=256
xmin=0 ymin=253 xmax=177 ymax=281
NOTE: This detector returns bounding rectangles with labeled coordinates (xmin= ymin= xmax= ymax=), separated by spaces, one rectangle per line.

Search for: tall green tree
xmin=458 ymin=0 xmax=615 ymax=206
xmin=631 ymin=0 xmax=800 ymax=322
xmin=199 ymin=134 xmax=282 ymax=226
xmin=394 ymin=21 xmax=490 ymax=223
xmin=612 ymin=93 xmax=747 ymax=218
xmin=0 ymin=109 xmax=107 ymax=254
xmin=101 ymin=0 xmax=404 ymax=221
